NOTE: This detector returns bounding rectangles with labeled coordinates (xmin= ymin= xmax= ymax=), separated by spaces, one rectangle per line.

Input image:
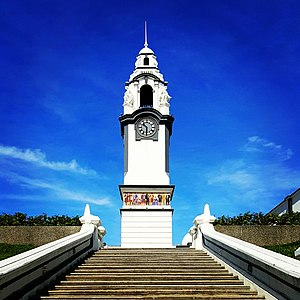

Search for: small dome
xmin=139 ymin=46 xmax=154 ymax=55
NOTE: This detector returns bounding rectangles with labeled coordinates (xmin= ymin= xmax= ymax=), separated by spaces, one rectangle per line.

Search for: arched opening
xmin=140 ymin=85 xmax=153 ymax=107
xmin=144 ymin=57 xmax=149 ymax=65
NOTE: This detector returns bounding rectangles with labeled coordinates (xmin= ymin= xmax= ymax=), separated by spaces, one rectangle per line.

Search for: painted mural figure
xmin=133 ymin=194 xmax=139 ymax=205
xmin=166 ymin=194 xmax=170 ymax=205
xmin=162 ymin=194 xmax=166 ymax=205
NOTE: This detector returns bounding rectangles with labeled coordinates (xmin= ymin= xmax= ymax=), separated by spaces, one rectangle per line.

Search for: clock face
xmin=137 ymin=118 xmax=157 ymax=137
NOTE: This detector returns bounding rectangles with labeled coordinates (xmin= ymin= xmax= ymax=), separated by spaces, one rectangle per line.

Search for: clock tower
xmin=119 ymin=24 xmax=175 ymax=248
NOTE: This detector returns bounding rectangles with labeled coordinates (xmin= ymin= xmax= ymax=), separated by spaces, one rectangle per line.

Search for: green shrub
xmin=214 ymin=212 xmax=300 ymax=225
xmin=0 ymin=213 xmax=81 ymax=226
xmin=264 ymin=241 xmax=300 ymax=258
xmin=0 ymin=243 xmax=35 ymax=260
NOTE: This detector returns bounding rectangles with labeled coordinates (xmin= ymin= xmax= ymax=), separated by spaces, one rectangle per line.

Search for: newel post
xmin=188 ymin=226 xmax=197 ymax=248
xmin=193 ymin=204 xmax=216 ymax=250
xmin=98 ymin=226 xmax=107 ymax=249
xmin=79 ymin=204 xmax=105 ymax=251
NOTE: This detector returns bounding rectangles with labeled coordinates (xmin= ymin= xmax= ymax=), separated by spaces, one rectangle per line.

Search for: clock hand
xmin=145 ymin=123 xmax=152 ymax=134
xmin=142 ymin=124 xmax=148 ymax=134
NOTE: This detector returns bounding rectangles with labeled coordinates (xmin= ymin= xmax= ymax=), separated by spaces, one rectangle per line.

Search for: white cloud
xmin=208 ymin=169 xmax=257 ymax=189
xmin=206 ymin=137 xmax=298 ymax=212
xmin=244 ymin=136 xmax=293 ymax=160
xmin=0 ymin=145 xmax=97 ymax=175
xmin=56 ymin=190 xmax=111 ymax=206
xmin=0 ymin=171 xmax=112 ymax=206
xmin=208 ymin=161 xmax=299 ymax=193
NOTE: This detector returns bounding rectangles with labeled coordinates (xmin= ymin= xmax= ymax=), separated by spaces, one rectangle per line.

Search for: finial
xmin=144 ymin=21 xmax=148 ymax=47
xmin=79 ymin=204 xmax=101 ymax=226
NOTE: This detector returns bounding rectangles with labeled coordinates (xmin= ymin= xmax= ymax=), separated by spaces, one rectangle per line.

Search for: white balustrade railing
xmin=0 ymin=204 xmax=105 ymax=300
xmin=183 ymin=204 xmax=300 ymax=300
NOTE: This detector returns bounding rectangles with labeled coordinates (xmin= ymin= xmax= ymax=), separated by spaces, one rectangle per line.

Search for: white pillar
xmin=79 ymin=204 xmax=104 ymax=250
xmin=193 ymin=204 xmax=216 ymax=250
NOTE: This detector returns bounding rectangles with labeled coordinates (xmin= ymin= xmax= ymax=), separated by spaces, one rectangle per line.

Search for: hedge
xmin=0 ymin=243 xmax=35 ymax=260
xmin=264 ymin=240 xmax=300 ymax=258
xmin=214 ymin=212 xmax=300 ymax=225
xmin=0 ymin=213 xmax=81 ymax=226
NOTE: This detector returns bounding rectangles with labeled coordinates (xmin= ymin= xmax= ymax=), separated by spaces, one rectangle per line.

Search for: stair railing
xmin=0 ymin=204 xmax=105 ymax=300
xmin=188 ymin=204 xmax=300 ymax=300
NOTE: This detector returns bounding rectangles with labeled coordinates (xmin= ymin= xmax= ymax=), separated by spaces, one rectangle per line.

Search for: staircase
xmin=41 ymin=248 xmax=265 ymax=299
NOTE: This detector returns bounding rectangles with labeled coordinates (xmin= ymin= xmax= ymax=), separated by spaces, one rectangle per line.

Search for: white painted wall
xmin=124 ymin=124 xmax=169 ymax=185
xmin=294 ymin=198 xmax=300 ymax=212
xmin=121 ymin=209 xmax=173 ymax=248
xmin=270 ymin=191 xmax=300 ymax=215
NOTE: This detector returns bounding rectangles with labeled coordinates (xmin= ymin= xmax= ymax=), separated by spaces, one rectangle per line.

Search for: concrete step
xmin=66 ymin=274 xmax=238 ymax=280
xmin=41 ymin=295 xmax=265 ymax=299
xmin=87 ymin=256 xmax=215 ymax=261
xmin=77 ymin=265 xmax=226 ymax=270
xmin=94 ymin=250 xmax=208 ymax=257
xmin=47 ymin=289 xmax=263 ymax=297
xmin=92 ymin=254 xmax=210 ymax=258
xmin=59 ymin=279 xmax=245 ymax=285
xmin=85 ymin=260 xmax=217 ymax=264
xmin=74 ymin=270 xmax=230 ymax=275
xmin=85 ymin=260 xmax=221 ymax=267
xmin=92 ymin=253 xmax=210 ymax=258
xmin=83 ymin=256 xmax=218 ymax=260
xmin=55 ymin=284 xmax=251 ymax=291
xmin=88 ymin=253 xmax=214 ymax=258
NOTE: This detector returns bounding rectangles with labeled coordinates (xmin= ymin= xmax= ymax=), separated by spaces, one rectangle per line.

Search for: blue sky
xmin=0 ymin=0 xmax=299 ymax=246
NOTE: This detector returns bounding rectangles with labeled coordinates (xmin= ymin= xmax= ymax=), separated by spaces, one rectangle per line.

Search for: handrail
xmin=0 ymin=226 xmax=94 ymax=273
xmin=201 ymin=228 xmax=300 ymax=299
xmin=202 ymin=228 xmax=300 ymax=278
xmin=186 ymin=204 xmax=300 ymax=300
xmin=0 ymin=204 xmax=105 ymax=300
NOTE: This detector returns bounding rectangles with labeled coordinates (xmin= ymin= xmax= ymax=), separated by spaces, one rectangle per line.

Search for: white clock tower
xmin=119 ymin=24 xmax=175 ymax=248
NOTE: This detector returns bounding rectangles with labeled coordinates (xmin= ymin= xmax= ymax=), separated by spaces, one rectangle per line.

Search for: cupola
xmin=123 ymin=23 xmax=171 ymax=115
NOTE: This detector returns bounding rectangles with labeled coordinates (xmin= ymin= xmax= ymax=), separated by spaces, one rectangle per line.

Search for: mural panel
xmin=122 ymin=193 xmax=171 ymax=206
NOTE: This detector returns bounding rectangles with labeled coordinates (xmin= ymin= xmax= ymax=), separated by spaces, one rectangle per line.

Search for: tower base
xmin=121 ymin=207 xmax=173 ymax=248
xmin=119 ymin=185 xmax=175 ymax=248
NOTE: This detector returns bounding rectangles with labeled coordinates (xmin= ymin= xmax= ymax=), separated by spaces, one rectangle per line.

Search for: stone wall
xmin=0 ymin=226 xmax=81 ymax=246
xmin=215 ymin=225 xmax=300 ymax=246
xmin=1 ymin=225 xmax=300 ymax=247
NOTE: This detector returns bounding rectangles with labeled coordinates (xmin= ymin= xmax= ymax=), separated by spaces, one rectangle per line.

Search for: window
xmin=144 ymin=57 xmax=149 ymax=65
xmin=140 ymin=85 xmax=153 ymax=107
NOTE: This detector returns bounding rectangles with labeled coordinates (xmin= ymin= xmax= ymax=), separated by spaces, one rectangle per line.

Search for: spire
xmin=138 ymin=21 xmax=153 ymax=55
xmin=144 ymin=21 xmax=148 ymax=48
